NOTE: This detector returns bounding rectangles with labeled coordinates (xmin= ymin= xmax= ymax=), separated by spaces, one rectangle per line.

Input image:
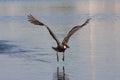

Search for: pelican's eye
xmin=63 ymin=45 xmax=67 ymax=49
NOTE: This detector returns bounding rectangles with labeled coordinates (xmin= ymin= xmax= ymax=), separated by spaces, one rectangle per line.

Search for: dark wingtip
xmin=27 ymin=14 xmax=45 ymax=26
xmin=86 ymin=18 xmax=91 ymax=23
xmin=27 ymin=14 xmax=32 ymax=21
xmin=27 ymin=14 xmax=32 ymax=18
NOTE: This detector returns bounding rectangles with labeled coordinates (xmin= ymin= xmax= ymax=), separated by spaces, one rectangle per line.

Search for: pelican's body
xmin=52 ymin=45 xmax=66 ymax=52
xmin=28 ymin=14 xmax=91 ymax=61
xmin=52 ymin=42 xmax=69 ymax=61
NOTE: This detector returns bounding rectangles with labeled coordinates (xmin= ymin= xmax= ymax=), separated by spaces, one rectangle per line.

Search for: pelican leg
xmin=56 ymin=52 xmax=59 ymax=62
xmin=62 ymin=52 xmax=65 ymax=61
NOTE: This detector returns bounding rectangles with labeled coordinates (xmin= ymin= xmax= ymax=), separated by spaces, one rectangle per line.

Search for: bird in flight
xmin=28 ymin=14 xmax=91 ymax=62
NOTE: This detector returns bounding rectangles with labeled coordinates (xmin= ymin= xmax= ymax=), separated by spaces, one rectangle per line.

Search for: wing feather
xmin=28 ymin=14 xmax=44 ymax=26
xmin=62 ymin=18 xmax=91 ymax=44
xmin=28 ymin=14 xmax=61 ymax=46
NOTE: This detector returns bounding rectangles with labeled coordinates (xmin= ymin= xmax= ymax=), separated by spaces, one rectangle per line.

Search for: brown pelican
xmin=28 ymin=14 xmax=91 ymax=62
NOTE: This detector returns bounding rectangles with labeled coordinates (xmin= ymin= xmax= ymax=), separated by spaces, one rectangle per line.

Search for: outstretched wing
xmin=62 ymin=18 xmax=91 ymax=44
xmin=28 ymin=14 xmax=44 ymax=26
xmin=28 ymin=14 xmax=61 ymax=46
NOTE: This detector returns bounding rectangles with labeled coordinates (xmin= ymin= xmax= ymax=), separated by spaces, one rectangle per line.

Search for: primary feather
xmin=28 ymin=14 xmax=61 ymax=46
xmin=62 ymin=18 xmax=91 ymax=44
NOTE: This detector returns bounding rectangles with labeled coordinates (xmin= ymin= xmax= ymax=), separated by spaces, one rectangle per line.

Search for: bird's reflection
xmin=53 ymin=66 xmax=69 ymax=80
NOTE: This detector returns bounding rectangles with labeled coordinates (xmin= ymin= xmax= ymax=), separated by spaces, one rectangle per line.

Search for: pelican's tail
xmin=52 ymin=47 xmax=58 ymax=52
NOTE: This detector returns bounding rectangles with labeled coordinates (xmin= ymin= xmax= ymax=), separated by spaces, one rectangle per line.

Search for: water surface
xmin=0 ymin=0 xmax=120 ymax=80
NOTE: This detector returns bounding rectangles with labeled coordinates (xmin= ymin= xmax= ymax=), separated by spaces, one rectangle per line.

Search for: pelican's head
xmin=63 ymin=45 xmax=67 ymax=49
xmin=63 ymin=43 xmax=70 ymax=49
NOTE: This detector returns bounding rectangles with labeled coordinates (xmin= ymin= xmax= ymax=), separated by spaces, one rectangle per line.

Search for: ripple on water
xmin=0 ymin=40 xmax=31 ymax=54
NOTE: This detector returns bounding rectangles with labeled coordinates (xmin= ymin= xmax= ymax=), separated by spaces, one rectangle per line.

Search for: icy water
xmin=0 ymin=0 xmax=120 ymax=80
